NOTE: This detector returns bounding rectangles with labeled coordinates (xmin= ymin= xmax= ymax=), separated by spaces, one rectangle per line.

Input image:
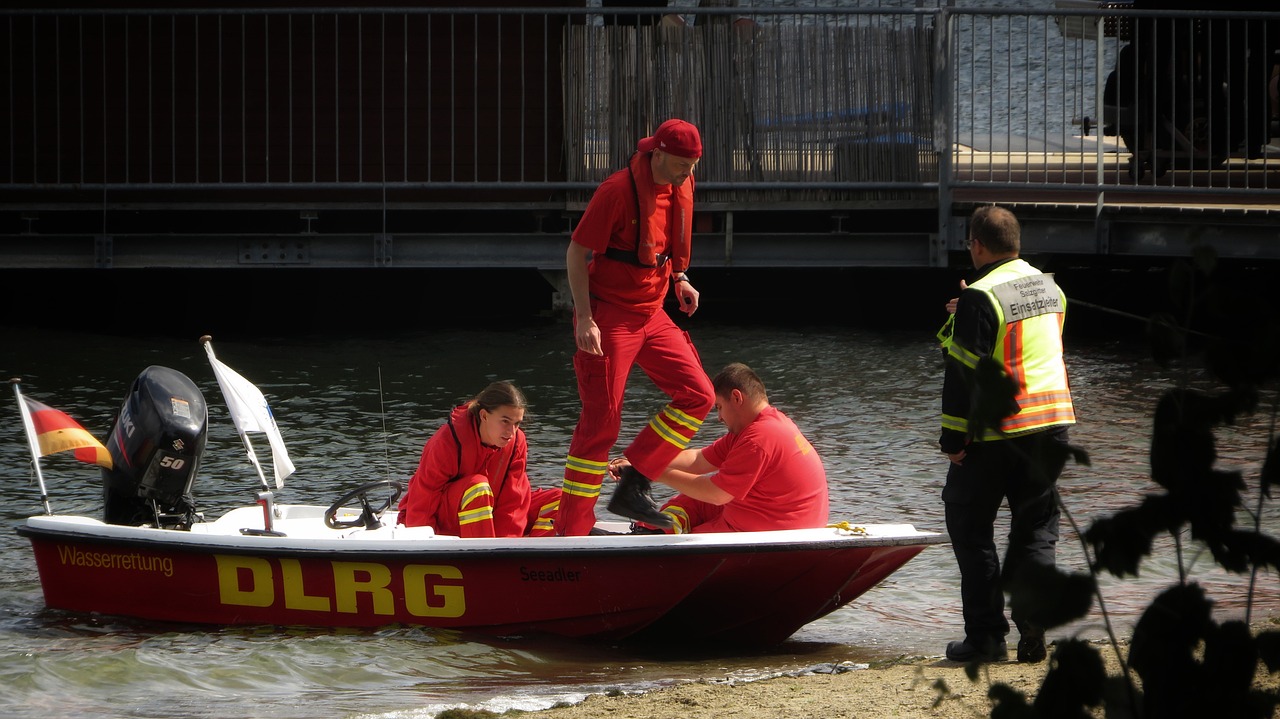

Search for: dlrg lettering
xmin=215 ymin=555 xmax=466 ymax=618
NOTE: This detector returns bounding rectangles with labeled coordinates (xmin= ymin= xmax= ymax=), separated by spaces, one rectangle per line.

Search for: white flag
xmin=207 ymin=356 xmax=296 ymax=487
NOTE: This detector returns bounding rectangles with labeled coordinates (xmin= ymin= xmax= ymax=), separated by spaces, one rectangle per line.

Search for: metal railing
xmin=2 ymin=5 xmax=1276 ymax=205
xmin=943 ymin=5 xmax=1278 ymax=200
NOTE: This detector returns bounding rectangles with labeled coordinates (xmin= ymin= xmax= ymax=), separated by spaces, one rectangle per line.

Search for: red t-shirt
xmin=701 ymin=406 xmax=829 ymax=531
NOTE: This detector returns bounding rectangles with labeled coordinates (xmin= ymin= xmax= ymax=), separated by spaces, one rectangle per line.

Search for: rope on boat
xmin=826 ymin=521 xmax=868 ymax=536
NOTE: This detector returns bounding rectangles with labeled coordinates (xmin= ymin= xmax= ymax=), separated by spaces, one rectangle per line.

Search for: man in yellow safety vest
xmin=939 ymin=205 xmax=1076 ymax=665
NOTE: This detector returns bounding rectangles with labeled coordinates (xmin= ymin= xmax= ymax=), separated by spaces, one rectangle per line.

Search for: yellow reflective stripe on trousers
xmin=661 ymin=405 xmax=703 ymax=434
xmin=457 ymin=484 xmax=495 ymax=526
xmin=561 ymin=480 xmax=601 ymax=499
xmin=563 ymin=455 xmax=607 ymax=498
xmin=458 ymin=506 xmax=494 ymax=525
xmin=460 ymin=483 xmax=493 ymax=507
xmin=648 ymin=411 xmax=700 ymax=451
xmin=564 ymin=455 xmax=608 ymax=475
xmin=663 ymin=504 xmax=691 ymax=534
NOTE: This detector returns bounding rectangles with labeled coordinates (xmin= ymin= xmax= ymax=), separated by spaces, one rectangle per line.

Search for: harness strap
xmin=603 ymin=246 xmax=670 ymax=267
xmin=445 ymin=419 xmax=463 ymax=482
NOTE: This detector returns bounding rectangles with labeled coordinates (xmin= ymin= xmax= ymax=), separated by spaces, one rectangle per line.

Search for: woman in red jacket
xmin=399 ymin=382 xmax=560 ymax=537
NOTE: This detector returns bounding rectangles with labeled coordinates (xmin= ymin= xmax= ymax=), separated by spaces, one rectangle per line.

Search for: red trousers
xmin=559 ymin=301 xmax=713 ymax=535
xmin=436 ymin=477 xmax=561 ymax=538
xmin=654 ymin=494 xmax=723 ymax=534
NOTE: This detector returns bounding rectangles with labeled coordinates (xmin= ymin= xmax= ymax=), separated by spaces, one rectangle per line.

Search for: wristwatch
xmin=673 ymin=272 xmax=690 ymax=284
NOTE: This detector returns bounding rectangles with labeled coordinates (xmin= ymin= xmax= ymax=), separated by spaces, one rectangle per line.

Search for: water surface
xmin=1 ymin=321 xmax=1276 ymax=718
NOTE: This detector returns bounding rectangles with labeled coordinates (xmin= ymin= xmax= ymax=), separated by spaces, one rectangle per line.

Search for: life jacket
xmin=602 ymin=151 xmax=693 ymax=272
xmin=943 ymin=258 xmax=1076 ymax=439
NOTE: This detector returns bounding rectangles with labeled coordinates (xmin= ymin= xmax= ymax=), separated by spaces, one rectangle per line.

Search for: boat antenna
xmin=378 ymin=364 xmax=390 ymax=481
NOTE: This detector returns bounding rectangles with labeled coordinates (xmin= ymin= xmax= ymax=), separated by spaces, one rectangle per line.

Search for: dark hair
xmin=969 ymin=205 xmax=1021 ymax=255
xmin=712 ymin=363 xmax=767 ymax=403
xmin=466 ymin=381 xmax=527 ymax=419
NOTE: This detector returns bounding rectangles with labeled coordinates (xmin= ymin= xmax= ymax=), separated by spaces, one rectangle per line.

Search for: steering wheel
xmin=324 ymin=480 xmax=404 ymax=530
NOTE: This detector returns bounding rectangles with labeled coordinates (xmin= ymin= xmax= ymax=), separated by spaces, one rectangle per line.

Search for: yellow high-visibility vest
xmin=942 ymin=259 xmax=1076 ymax=440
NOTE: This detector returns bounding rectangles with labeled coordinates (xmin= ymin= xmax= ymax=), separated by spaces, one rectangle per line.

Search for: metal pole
xmin=1095 ymin=12 xmax=1107 ymax=253
xmin=932 ymin=5 xmax=953 ymax=267
xmin=11 ymin=380 xmax=54 ymax=516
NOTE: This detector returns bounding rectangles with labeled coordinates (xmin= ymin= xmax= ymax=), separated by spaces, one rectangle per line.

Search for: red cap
xmin=637 ymin=119 xmax=702 ymax=159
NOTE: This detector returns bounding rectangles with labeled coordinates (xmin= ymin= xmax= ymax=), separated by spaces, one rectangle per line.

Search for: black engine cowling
xmin=102 ymin=366 xmax=208 ymax=528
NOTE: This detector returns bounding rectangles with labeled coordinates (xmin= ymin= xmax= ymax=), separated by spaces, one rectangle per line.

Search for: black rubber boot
xmin=607 ymin=466 xmax=674 ymax=528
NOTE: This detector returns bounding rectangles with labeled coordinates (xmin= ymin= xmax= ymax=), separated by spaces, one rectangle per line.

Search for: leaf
xmin=929 ymin=677 xmax=954 ymax=709
xmin=1100 ymin=676 xmax=1140 ymax=719
xmin=1184 ymin=470 xmax=1247 ymax=565
xmin=988 ymin=684 xmax=1036 ymax=719
xmin=1189 ymin=244 xmax=1218 ymax=275
xmin=966 ymin=356 xmax=1021 ymax=441
xmin=1033 ymin=639 xmax=1107 ymax=716
xmin=1149 ymin=390 xmax=1219 ymax=495
xmin=1204 ymin=620 xmax=1259 ymax=698
xmin=1005 ymin=563 xmax=1096 ymax=631
xmin=1212 ymin=530 xmax=1280 ymax=576
xmin=1255 ymin=630 xmax=1280 ymax=672
xmin=1146 ymin=312 xmax=1184 ymax=368
xmin=1083 ymin=498 xmax=1172 ymax=578
xmin=1129 ymin=583 xmax=1214 ymax=678
xmin=1166 ymin=258 xmax=1196 ymax=314
xmin=1262 ymin=437 xmax=1280 ymax=500
xmin=1129 ymin=584 xmax=1217 ymax=717
xmin=1065 ymin=443 xmax=1090 ymax=467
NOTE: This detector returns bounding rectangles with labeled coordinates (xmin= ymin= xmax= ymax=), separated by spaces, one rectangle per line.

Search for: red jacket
xmin=572 ymin=151 xmax=694 ymax=313
xmin=399 ymin=405 xmax=533 ymax=536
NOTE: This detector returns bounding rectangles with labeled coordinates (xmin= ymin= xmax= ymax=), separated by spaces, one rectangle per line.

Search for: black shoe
xmin=945 ymin=638 xmax=1008 ymax=663
xmin=607 ymin=466 xmax=674 ymax=528
xmin=629 ymin=524 xmax=667 ymax=535
xmin=1017 ymin=632 xmax=1047 ymax=663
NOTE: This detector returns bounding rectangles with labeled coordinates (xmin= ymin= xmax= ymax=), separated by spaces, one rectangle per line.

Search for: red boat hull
xmin=19 ymin=513 xmax=942 ymax=646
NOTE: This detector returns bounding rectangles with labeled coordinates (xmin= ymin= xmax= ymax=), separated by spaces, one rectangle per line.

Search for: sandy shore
xmin=524 ymin=650 xmax=1093 ymax=719
xmin=525 ymin=627 xmax=1280 ymax=719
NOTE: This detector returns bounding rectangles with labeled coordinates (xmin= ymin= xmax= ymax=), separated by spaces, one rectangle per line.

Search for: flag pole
xmin=200 ymin=336 xmax=273 ymax=494
xmin=11 ymin=378 xmax=53 ymax=515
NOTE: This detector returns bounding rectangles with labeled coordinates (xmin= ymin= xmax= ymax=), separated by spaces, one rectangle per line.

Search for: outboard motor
xmin=102 ymin=366 xmax=208 ymax=528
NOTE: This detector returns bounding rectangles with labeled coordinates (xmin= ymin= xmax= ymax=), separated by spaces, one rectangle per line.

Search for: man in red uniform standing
xmin=559 ymin=118 xmax=715 ymax=535
xmin=624 ymin=363 xmax=828 ymax=534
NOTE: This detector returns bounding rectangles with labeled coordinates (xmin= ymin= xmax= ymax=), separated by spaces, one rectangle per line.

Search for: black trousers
xmin=942 ymin=427 xmax=1069 ymax=644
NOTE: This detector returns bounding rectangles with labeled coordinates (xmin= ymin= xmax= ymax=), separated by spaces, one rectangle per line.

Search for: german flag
xmin=22 ymin=397 xmax=113 ymax=469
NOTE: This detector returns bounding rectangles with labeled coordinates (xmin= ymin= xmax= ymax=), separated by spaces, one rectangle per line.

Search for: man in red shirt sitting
xmin=622 ymin=363 xmax=829 ymax=534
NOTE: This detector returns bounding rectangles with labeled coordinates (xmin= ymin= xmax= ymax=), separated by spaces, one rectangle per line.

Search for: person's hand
xmin=575 ymin=316 xmax=603 ymax=355
xmin=943 ymin=448 xmax=966 ymax=465
xmin=945 ymin=279 xmax=968 ymax=314
xmin=607 ymin=456 xmax=631 ymax=481
xmin=675 ymin=280 xmax=700 ymax=316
